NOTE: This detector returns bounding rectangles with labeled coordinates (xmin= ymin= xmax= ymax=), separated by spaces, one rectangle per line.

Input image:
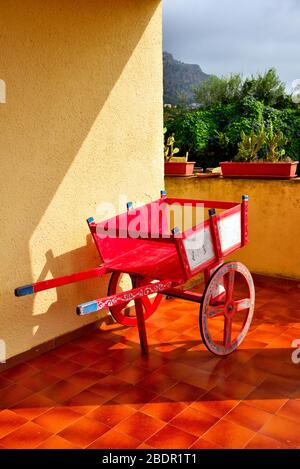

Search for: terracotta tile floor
xmin=0 ymin=275 xmax=300 ymax=449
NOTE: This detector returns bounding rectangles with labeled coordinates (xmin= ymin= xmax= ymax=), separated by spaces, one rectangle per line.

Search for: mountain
xmin=163 ymin=52 xmax=210 ymax=105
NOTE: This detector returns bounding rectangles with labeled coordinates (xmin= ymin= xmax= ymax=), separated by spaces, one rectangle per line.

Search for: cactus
xmin=164 ymin=128 xmax=180 ymax=162
xmin=235 ymin=126 xmax=266 ymax=162
xmin=265 ymin=122 xmax=288 ymax=162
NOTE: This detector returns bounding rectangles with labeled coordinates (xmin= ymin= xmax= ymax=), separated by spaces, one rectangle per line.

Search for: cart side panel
xmin=179 ymin=204 xmax=243 ymax=278
xmin=90 ymin=199 xmax=169 ymax=262
xmin=217 ymin=205 xmax=242 ymax=256
xmin=217 ymin=209 xmax=241 ymax=254
xmin=182 ymin=223 xmax=216 ymax=272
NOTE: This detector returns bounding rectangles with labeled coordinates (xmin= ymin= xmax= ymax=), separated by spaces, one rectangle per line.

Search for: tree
xmin=193 ymin=74 xmax=243 ymax=107
xmin=193 ymin=68 xmax=286 ymax=108
xmin=242 ymin=68 xmax=285 ymax=106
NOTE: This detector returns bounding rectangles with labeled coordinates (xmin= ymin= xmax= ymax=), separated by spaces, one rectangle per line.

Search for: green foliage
xmin=165 ymin=110 xmax=218 ymax=157
xmin=194 ymin=69 xmax=286 ymax=108
xmin=194 ymin=74 xmax=243 ymax=108
xmin=242 ymin=68 xmax=286 ymax=107
xmin=164 ymin=67 xmax=300 ymax=168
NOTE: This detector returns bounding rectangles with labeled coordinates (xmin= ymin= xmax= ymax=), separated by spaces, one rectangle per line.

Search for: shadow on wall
xmin=0 ymin=0 xmax=161 ymax=358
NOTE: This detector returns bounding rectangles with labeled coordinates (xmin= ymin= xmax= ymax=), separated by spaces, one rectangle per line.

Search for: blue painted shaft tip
xmin=127 ymin=201 xmax=133 ymax=210
xmin=160 ymin=190 xmax=167 ymax=196
xmin=15 ymin=284 xmax=34 ymax=297
xmin=76 ymin=300 xmax=98 ymax=316
xmin=242 ymin=195 xmax=249 ymax=201
xmin=87 ymin=217 xmax=94 ymax=224
xmin=209 ymin=208 xmax=216 ymax=216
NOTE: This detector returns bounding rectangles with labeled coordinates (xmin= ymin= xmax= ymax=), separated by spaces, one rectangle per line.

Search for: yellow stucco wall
xmin=165 ymin=177 xmax=300 ymax=280
xmin=0 ymin=0 xmax=163 ymax=359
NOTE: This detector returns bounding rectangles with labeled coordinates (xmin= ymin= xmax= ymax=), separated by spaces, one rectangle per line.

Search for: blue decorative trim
xmin=242 ymin=195 xmax=249 ymax=201
xmin=76 ymin=301 xmax=98 ymax=316
xmin=127 ymin=201 xmax=133 ymax=210
xmin=15 ymin=284 xmax=34 ymax=297
xmin=160 ymin=190 xmax=167 ymax=196
xmin=86 ymin=217 xmax=94 ymax=224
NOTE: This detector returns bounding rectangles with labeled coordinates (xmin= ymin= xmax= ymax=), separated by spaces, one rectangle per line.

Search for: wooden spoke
xmin=207 ymin=306 xmax=225 ymax=318
xmin=223 ymin=316 xmax=232 ymax=347
xmin=225 ymin=270 xmax=235 ymax=301
xmin=235 ymin=298 xmax=251 ymax=311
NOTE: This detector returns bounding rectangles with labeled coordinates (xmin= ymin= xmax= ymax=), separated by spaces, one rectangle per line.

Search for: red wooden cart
xmin=15 ymin=192 xmax=255 ymax=356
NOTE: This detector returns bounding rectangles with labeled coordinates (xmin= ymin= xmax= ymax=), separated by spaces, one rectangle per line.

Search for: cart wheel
xmin=108 ymin=272 xmax=162 ymax=326
xmin=200 ymin=261 xmax=255 ymax=356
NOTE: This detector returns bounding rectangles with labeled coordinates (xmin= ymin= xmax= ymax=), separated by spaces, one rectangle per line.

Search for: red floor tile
xmin=87 ymin=375 xmax=131 ymax=400
xmin=202 ymin=419 xmax=255 ymax=449
xmin=276 ymin=399 xmax=300 ymax=424
xmin=0 ymin=410 xmax=27 ymax=439
xmin=87 ymin=429 xmax=140 ymax=449
xmin=63 ymin=389 xmax=108 ymax=415
xmin=43 ymin=360 xmax=82 ymax=380
xmin=145 ymin=424 xmax=198 ymax=449
xmin=17 ymin=371 xmax=60 ymax=393
xmin=33 ymin=407 xmax=82 ymax=433
xmin=2 ymin=363 xmax=37 ymax=382
xmin=245 ymin=385 xmax=288 ymax=414
xmin=140 ymin=397 xmax=187 ymax=422
xmin=245 ymin=433 xmax=295 ymax=449
xmin=0 ymin=384 xmax=33 ymax=409
xmin=70 ymin=350 xmax=101 ymax=367
xmin=113 ymin=385 xmax=158 ymax=410
xmin=11 ymin=393 xmax=56 ymax=420
xmin=0 ymin=375 xmax=13 ymax=390
xmin=36 ymin=434 xmax=80 ymax=449
xmin=190 ymin=437 xmax=223 ymax=449
xmin=225 ymin=402 xmax=273 ymax=432
xmin=0 ymin=421 xmax=51 ymax=448
xmin=138 ymin=370 xmax=178 ymax=395
xmin=87 ymin=400 xmax=136 ymax=427
xmin=67 ymin=369 xmax=106 ymax=389
xmin=114 ymin=411 xmax=165 ymax=442
xmin=259 ymin=414 xmax=300 ymax=445
xmin=170 ymin=406 xmax=218 ymax=437
xmin=40 ymin=380 xmax=82 ymax=403
xmin=58 ymin=416 xmax=110 ymax=447
xmin=113 ymin=364 xmax=150 ymax=385
xmin=53 ymin=343 xmax=84 ymax=360
xmin=162 ymin=382 xmax=206 ymax=403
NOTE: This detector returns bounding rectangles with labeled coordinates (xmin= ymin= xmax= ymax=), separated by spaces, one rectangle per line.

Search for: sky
xmin=163 ymin=0 xmax=300 ymax=90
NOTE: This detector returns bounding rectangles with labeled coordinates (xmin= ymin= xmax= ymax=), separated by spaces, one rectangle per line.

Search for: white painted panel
xmin=217 ymin=211 xmax=241 ymax=252
xmin=183 ymin=226 xmax=215 ymax=270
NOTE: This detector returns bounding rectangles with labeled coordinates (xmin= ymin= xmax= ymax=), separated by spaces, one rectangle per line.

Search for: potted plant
xmin=164 ymin=128 xmax=195 ymax=176
xmin=220 ymin=124 xmax=298 ymax=179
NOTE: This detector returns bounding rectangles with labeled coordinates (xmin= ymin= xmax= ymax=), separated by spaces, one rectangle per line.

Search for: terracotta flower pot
xmin=220 ymin=161 xmax=298 ymax=179
xmin=164 ymin=161 xmax=195 ymax=176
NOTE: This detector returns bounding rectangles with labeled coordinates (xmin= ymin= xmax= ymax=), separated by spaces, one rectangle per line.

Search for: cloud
xmin=163 ymin=0 xmax=300 ymax=88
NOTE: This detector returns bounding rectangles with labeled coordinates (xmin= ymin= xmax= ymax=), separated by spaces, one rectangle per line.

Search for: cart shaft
xmin=76 ymin=278 xmax=173 ymax=315
xmin=15 ymin=265 xmax=109 ymax=297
